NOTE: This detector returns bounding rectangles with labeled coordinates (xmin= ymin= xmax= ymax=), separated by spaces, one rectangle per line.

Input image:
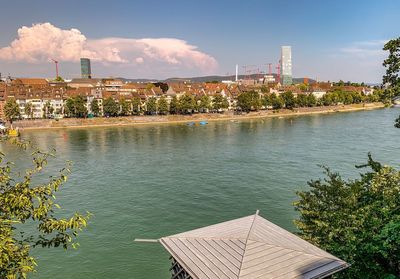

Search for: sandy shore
xmin=14 ymin=103 xmax=385 ymax=131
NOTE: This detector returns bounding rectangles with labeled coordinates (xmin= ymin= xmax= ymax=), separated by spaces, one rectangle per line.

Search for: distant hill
xmin=120 ymin=75 xmax=315 ymax=84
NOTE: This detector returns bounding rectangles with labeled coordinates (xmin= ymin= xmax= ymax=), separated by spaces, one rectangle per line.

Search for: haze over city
xmin=1 ymin=0 xmax=399 ymax=83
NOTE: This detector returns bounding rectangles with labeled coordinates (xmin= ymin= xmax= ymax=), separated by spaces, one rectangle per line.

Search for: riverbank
xmin=13 ymin=102 xmax=385 ymax=131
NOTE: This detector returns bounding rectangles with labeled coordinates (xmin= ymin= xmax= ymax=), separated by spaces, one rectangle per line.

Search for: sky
xmin=0 ymin=0 xmax=399 ymax=82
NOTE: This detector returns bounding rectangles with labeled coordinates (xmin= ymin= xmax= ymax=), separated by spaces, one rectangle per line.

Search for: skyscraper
xmin=281 ymin=46 xmax=292 ymax=85
xmin=80 ymin=58 xmax=91 ymax=79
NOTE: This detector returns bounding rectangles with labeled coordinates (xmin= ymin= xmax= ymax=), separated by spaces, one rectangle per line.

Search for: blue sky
xmin=0 ymin=0 xmax=399 ymax=82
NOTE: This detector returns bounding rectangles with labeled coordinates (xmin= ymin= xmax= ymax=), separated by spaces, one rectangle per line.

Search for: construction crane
xmin=51 ymin=59 xmax=59 ymax=79
xmin=276 ymin=60 xmax=281 ymax=83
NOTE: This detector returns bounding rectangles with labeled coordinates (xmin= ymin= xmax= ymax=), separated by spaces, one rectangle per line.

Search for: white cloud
xmin=339 ymin=40 xmax=387 ymax=57
xmin=0 ymin=22 xmax=218 ymax=73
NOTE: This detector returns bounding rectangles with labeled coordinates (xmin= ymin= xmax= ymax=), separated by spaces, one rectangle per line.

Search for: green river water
xmin=1 ymin=108 xmax=399 ymax=278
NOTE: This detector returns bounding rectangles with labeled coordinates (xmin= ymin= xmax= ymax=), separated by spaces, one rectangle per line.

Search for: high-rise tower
xmin=80 ymin=58 xmax=92 ymax=79
xmin=281 ymin=46 xmax=292 ymax=85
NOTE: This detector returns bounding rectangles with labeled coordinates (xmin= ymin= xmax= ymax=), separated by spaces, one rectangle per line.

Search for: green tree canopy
xmin=90 ymin=99 xmax=100 ymax=116
xmin=306 ymin=93 xmax=317 ymax=107
xmin=179 ymin=94 xmax=195 ymax=114
xmin=119 ymin=98 xmax=130 ymax=116
xmin=0 ymin=139 xmax=90 ymax=278
xmin=237 ymin=91 xmax=261 ymax=112
xmin=24 ymin=102 xmax=33 ymax=119
xmin=198 ymin=95 xmax=211 ymax=113
xmin=281 ymin=91 xmax=296 ymax=109
xmin=158 ymin=96 xmax=169 ymax=115
xmin=294 ymin=155 xmax=400 ymax=278
xmin=131 ymin=97 xmax=141 ymax=115
xmin=169 ymin=96 xmax=179 ymax=114
xmin=270 ymin=93 xmax=284 ymax=110
xmin=4 ymin=98 xmax=20 ymax=122
xmin=42 ymin=101 xmax=54 ymax=119
xmin=146 ymin=97 xmax=157 ymax=115
xmin=102 ymin=97 xmax=119 ymax=117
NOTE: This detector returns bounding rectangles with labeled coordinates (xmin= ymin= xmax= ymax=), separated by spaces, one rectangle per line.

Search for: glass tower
xmin=80 ymin=58 xmax=92 ymax=79
xmin=281 ymin=46 xmax=292 ymax=85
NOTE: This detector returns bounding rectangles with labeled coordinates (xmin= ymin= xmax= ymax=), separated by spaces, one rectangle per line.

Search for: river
xmin=1 ymin=108 xmax=399 ymax=278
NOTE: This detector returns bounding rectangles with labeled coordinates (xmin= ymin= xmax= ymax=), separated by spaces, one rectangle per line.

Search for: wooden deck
xmin=159 ymin=211 xmax=349 ymax=279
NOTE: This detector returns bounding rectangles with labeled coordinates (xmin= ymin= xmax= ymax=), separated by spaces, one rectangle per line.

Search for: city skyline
xmin=0 ymin=0 xmax=399 ymax=83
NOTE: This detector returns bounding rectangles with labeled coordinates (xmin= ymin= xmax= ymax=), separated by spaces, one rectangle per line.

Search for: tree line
xmin=2 ymin=88 xmax=386 ymax=121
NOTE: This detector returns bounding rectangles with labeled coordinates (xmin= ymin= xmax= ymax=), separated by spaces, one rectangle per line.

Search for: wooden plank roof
xmin=159 ymin=211 xmax=348 ymax=279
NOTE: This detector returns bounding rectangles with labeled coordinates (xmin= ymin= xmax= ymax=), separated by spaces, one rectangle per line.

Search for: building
xmin=80 ymin=58 xmax=92 ymax=79
xmin=281 ymin=46 xmax=292 ymax=85
xmin=137 ymin=211 xmax=349 ymax=279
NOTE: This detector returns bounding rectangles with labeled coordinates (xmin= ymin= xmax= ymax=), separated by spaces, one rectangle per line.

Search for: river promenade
xmin=13 ymin=102 xmax=385 ymax=130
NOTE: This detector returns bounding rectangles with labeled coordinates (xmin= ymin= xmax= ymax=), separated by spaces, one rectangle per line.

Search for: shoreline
xmin=15 ymin=103 xmax=386 ymax=131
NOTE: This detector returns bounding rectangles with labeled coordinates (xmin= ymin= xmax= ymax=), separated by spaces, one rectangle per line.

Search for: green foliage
xmin=270 ymin=93 xmax=284 ymax=109
xmin=24 ymin=102 xmax=33 ymax=119
xmin=42 ymin=101 xmax=54 ymax=119
xmin=102 ymin=97 xmax=119 ymax=117
xmin=306 ymin=93 xmax=317 ymax=107
xmin=294 ymin=155 xmax=400 ymax=278
xmin=0 ymin=139 xmax=90 ymax=279
xmin=4 ymin=99 xmax=20 ymax=122
xmin=179 ymin=94 xmax=195 ymax=114
xmin=198 ymin=95 xmax=211 ymax=113
xmin=169 ymin=96 xmax=179 ymax=114
xmin=131 ymin=97 xmax=141 ymax=115
xmin=383 ymin=37 xmax=400 ymax=94
xmin=260 ymin=86 xmax=269 ymax=93
xmin=296 ymin=94 xmax=308 ymax=107
xmin=64 ymin=96 xmax=88 ymax=118
xmin=281 ymin=91 xmax=296 ymax=109
xmin=158 ymin=96 xmax=169 ymax=115
xmin=54 ymin=76 xmax=64 ymax=82
xmin=212 ymin=94 xmax=228 ymax=112
xmin=90 ymin=99 xmax=100 ymax=116
xmin=152 ymin=82 xmax=169 ymax=93
xmin=119 ymin=98 xmax=130 ymax=116
xmin=237 ymin=91 xmax=261 ymax=112
xmin=145 ymin=97 xmax=157 ymax=115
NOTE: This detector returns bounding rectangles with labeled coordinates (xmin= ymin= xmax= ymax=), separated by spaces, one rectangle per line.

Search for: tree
xmin=24 ymin=102 xmax=33 ymax=119
xmin=270 ymin=93 xmax=284 ymax=109
xmin=383 ymin=37 xmax=400 ymax=96
xmin=382 ymin=37 xmax=400 ymax=127
xmin=294 ymin=155 xmax=400 ymax=278
xmin=131 ymin=97 xmax=141 ymax=115
xmin=237 ymin=91 xmax=261 ymax=112
xmin=42 ymin=101 xmax=54 ymax=119
xmin=0 ymin=139 xmax=90 ymax=278
xmin=158 ymin=96 xmax=169 ymax=115
xmin=169 ymin=96 xmax=179 ymax=114
xmin=212 ymin=94 xmax=224 ymax=112
xmin=263 ymin=94 xmax=273 ymax=108
xmin=4 ymin=98 xmax=20 ymax=122
xmin=282 ymin=91 xmax=296 ymax=109
xmin=198 ymin=95 xmax=211 ymax=113
xmin=73 ymin=96 xmax=88 ymax=118
xmin=64 ymin=98 xmax=75 ymax=118
xmin=102 ymin=97 xmax=119 ymax=117
xmin=119 ymin=98 xmax=130 ymax=116
xmin=296 ymin=94 xmax=308 ymax=107
xmin=146 ymin=97 xmax=157 ymax=115
xmin=306 ymin=94 xmax=317 ymax=107
xmin=90 ymin=99 xmax=100 ymax=116
xmin=179 ymin=94 xmax=195 ymax=114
